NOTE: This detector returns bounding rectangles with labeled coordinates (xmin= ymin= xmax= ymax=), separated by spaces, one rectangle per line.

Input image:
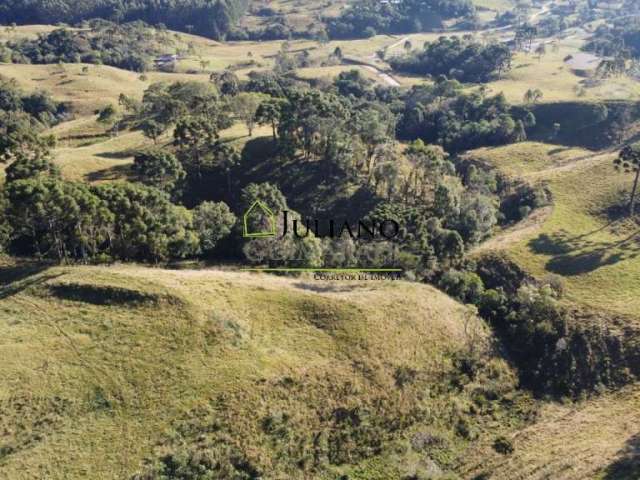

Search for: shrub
xmin=439 ymin=269 xmax=485 ymax=304
xmin=493 ymin=436 xmax=514 ymax=455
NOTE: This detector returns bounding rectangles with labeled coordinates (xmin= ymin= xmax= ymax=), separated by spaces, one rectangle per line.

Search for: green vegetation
xmin=3 ymin=21 xmax=174 ymax=72
xmin=397 ymin=78 xmax=531 ymax=152
xmin=390 ymin=36 xmax=512 ymax=83
xmin=1 ymin=1 xmax=640 ymax=477
xmin=0 ymin=0 xmax=249 ymax=39
xmin=0 ymin=75 xmax=67 ymax=159
xmin=326 ymin=0 xmax=476 ymax=39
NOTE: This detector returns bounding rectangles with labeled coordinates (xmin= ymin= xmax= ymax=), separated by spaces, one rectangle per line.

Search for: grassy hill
xmin=1 ymin=263 xmax=638 ymax=479
xmin=468 ymin=141 xmax=640 ymax=321
xmin=0 ymin=262 xmax=534 ymax=479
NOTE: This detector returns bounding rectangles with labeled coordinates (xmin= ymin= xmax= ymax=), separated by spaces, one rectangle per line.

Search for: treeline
xmin=0 ymin=74 xmax=525 ymax=273
xmin=0 ymin=52 xmax=539 ymax=276
xmin=584 ymin=17 xmax=640 ymax=59
xmin=326 ymin=0 xmax=476 ymax=39
xmin=439 ymin=252 xmax=640 ymax=396
xmin=2 ymin=21 xmax=169 ymax=72
xmin=397 ymin=77 xmax=533 ymax=152
xmin=0 ymin=0 xmax=248 ymax=40
xmin=389 ymin=36 xmax=512 ymax=83
xmin=0 ymin=75 xmax=68 ymax=161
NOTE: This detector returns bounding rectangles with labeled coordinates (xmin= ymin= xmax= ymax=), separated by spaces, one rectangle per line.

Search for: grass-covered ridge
xmin=0 ymin=263 xmax=533 ymax=479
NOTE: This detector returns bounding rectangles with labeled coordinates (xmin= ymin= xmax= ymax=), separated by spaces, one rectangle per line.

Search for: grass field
xmin=484 ymin=43 xmax=640 ymax=104
xmin=0 ymin=262 xmax=636 ymax=479
xmin=3 ymin=9 xmax=640 ymax=479
xmin=0 ymin=263 xmax=509 ymax=479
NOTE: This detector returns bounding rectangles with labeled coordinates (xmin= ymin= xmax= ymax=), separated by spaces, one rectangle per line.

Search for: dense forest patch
xmin=0 ymin=0 xmax=249 ymax=40
xmin=1 ymin=21 xmax=175 ymax=72
xmin=389 ymin=36 xmax=512 ymax=83
xmin=325 ymin=0 xmax=476 ymax=39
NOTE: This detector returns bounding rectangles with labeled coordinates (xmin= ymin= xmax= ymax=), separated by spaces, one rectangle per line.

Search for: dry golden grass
xmin=0 ymin=24 xmax=61 ymax=41
xmin=0 ymin=264 xmax=485 ymax=479
xmin=485 ymin=43 xmax=640 ymax=104
xmin=0 ymin=63 xmax=211 ymax=115
xmin=465 ymin=141 xmax=593 ymax=179
xmin=462 ymin=384 xmax=640 ymax=480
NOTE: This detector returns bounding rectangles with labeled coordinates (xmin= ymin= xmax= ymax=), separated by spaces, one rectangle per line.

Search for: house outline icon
xmin=243 ymin=200 xmax=277 ymax=238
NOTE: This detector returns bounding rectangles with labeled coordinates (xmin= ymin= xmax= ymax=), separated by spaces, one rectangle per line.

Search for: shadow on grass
xmin=528 ymin=228 xmax=640 ymax=276
xmin=86 ymin=164 xmax=132 ymax=182
xmin=0 ymin=261 xmax=64 ymax=300
xmin=293 ymin=282 xmax=361 ymax=293
xmin=95 ymin=150 xmax=136 ymax=160
xmin=603 ymin=433 xmax=640 ymax=479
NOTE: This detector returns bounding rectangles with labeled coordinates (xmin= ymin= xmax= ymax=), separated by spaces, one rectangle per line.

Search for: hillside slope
xmin=0 ymin=263 xmax=527 ymax=479
xmin=468 ymin=142 xmax=640 ymax=320
xmin=462 ymin=384 xmax=640 ymax=480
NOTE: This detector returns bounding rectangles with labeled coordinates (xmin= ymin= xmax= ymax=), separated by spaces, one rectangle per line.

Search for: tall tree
xmin=231 ymin=92 xmax=263 ymax=136
xmin=133 ymin=149 xmax=186 ymax=198
xmin=614 ymin=143 xmax=640 ymax=216
xmin=193 ymin=201 xmax=236 ymax=254
xmin=5 ymin=178 xmax=113 ymax=261
xmin=256 ymin=99 xmax=283 ymax=139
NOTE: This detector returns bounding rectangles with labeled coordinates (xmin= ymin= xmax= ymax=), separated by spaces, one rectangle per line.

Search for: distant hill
xmin=0 ymin=0 xmax=249 ymax=39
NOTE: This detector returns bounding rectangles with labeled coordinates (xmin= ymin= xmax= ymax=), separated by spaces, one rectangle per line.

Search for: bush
xmin=493 ymin=436 xmax=514 ymax=455
xmin=193 ymin=201 xmax=237 ymax=254
xmin=438 ymin=269 xmax=485 ymax=304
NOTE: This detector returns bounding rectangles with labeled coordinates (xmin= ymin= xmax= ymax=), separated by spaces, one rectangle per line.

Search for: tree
xmin=93 ymin=183 xmax=199 ymax=262
xmin=334 ymin=69 xmax=374 ymax=98
xmin=0 ymin=193 xmax=11 ymax=253
xmin=523 ymin=88 xmax=543 ymax=104
xmin=193 ymin=201 xmax=236 ymax=253
xmin=5 ymin=177 xmax=113 ymax=261
xmin=212 ymin=70 xmax=240 ymax=96
xmin=256 ymin=99 xmax=283 ymax=139
xmin=173 ymin=115 xmax=221 ymax=177
xmin=4 ymin=144 xmax=60 ymax=183
xmin=535 ymin=43 xmax=546 ymax=61
xmin=241 ymin=182 xmax=287 ymax=215
xmin=390 ymin=37 xmax=512 ymax=82
xmin=97 ymin=104 xmax=117 ymax=123
xmin=141 ymin=119 xmax=165 ymax=144
xmin=614 ymin=143 xmax=640 ymax=216
xmin=231 ymin=93 xmax=263 ymax=136
xmin=404 ymin=40 xmax=413 ymax=51
xmin=133 ymin=150 xmax=186 ymax=197
xmin=353 ymin=106 xmax=394 ymax=180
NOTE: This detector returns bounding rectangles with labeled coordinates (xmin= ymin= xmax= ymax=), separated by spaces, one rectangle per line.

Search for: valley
xmin=0 ymin=0 xmax=640 ymax=478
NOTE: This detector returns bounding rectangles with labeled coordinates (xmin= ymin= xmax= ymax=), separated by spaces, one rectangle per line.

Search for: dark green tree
xmin=5 ymin=177 xmax=113 ymax=261
xmin=193 ymin=201 xmax=237 ymax=253
xmin=93 ymin=183 xmax=199 ymax=262
xmin=615 ymin=143 xmax=640 ymax=216
xmin=133 ymin=149 xmax=186 ymax=197
xmin=256 ymin=99 xmax=283 ymax=139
